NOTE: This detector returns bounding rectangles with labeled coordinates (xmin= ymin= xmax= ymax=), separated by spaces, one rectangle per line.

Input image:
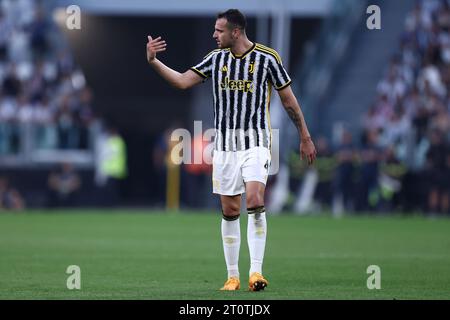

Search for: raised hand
xmin=146 ymin=35 xmax=167 ymax=64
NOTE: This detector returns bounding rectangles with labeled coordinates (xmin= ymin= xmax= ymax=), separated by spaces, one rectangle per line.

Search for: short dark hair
xmin=217 ymin=9 xmax=247 ymax=30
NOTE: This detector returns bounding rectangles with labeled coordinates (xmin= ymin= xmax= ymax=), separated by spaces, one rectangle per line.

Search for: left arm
xmin=278 ymin=85 xmax=317 ymax=165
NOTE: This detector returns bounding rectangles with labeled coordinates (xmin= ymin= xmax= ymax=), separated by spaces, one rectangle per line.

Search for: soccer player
xmin=146 ymin=9 xmax=316 ymax=291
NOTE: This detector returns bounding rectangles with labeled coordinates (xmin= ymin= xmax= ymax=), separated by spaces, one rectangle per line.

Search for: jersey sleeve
xmin=190 ymin=50 xmax=217 ymax=81
xmin=267 ymin=54 xmax=292 ymax=91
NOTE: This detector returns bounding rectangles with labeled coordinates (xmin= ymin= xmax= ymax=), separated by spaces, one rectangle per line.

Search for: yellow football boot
xmin=248 ymin=272 xmax=268 ymax=291
xmin=220 ymin=277 xmax=240 ymax=291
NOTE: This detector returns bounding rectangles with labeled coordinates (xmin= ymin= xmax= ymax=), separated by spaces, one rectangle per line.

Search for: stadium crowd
xmin=0 ymin=0 xmax=448 ymax=215
xmin=0 ymin=0 xmax=96 ymax=154
xmin=306 ymin=0 xmax=450 ymax=215
xmin=362 ymin=0 xmax=449 ymax=214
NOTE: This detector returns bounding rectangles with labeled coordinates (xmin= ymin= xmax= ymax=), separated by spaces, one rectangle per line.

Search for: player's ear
xmin=232 ymin=28 xmax=239 ymax=39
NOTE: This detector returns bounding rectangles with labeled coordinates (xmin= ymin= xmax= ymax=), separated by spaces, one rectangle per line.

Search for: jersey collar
xmin=229 ymin=42 xmax=256 ymax=60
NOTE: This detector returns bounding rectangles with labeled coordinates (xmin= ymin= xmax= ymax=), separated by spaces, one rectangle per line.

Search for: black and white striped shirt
xmin=191 ymin=43 xmax=291 ymax=152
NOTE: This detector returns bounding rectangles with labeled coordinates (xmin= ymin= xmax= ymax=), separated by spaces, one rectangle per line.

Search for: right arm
xmin=146 ymin=36 xmax=203 ymax=90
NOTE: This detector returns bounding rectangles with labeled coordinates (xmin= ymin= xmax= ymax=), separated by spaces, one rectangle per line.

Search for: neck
xmin=231 ymin=38 xmax=254 ymax=56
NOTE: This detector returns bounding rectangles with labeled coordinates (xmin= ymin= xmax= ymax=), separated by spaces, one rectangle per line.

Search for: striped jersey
xmin=190 ymin=42 xmax=291 ymax=152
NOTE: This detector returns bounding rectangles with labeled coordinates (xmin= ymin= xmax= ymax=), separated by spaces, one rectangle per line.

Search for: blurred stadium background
xmin=0 ymin=0 xmax=450 ymax=299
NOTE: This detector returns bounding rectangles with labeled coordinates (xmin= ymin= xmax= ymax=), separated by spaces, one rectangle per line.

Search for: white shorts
xmin=212 ymin=146 xmax=271 ymax=196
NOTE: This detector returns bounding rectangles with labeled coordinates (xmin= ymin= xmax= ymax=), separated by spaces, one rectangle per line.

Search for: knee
xmin=222 ymin=202 xmax=240 ymax=217
xmin=246 ymin=193 xmax=264 ymax=210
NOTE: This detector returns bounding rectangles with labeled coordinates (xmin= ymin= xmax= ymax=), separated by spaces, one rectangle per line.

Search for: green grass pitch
xmin=0 ymin=210 xmax=449 ymax=299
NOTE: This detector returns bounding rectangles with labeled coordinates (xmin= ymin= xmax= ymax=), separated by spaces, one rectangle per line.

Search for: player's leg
xmin=213 ymin=150 xmax=245 ymax=290
xmin=219 ymin=194 xmax=242 ymax=290
xmin=242 ymin=146 xmax=271 ymax=291
xmin=245 ymin=181 xmax=269 ymax=291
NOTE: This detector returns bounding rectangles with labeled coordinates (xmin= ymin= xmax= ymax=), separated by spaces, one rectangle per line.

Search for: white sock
xmin=247 ymin=211 xmax=267 ymax=276
xmin=221 ymin=216 xmax=240 ymax=279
